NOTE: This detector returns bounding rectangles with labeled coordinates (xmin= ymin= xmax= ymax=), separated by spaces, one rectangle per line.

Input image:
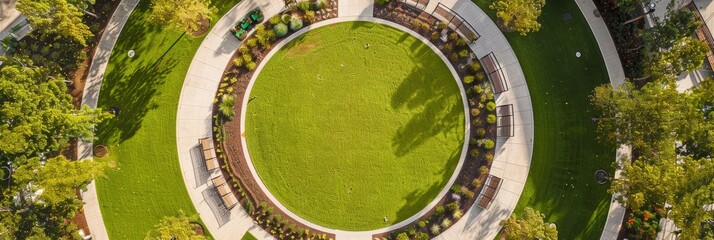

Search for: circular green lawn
xmin=245 ymin=21 xmax=465 ymax=230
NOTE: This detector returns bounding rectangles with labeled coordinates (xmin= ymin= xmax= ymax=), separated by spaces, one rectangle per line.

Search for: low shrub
xmin=472 ymin=85 xmax=484 ymax=94
xmin=418 ymin=221 xmax=427 ymax=228
xmin=289 ymin=17 xmax=303 ymax=30
xmin=246 ymin=61 xmax=257 ymax=71
xmin=431 ymin=31 xmax=440 ymax=41
xmin=238 ymin=45 xmax=250 ymax=54
xmin=463 ymin=75 xmax=474 ymax=84
xmin=233 ymin=57 xmax=244 ymax=67
xmin=455 ymin=38 xmax=467 ymax=47
xmin=449 ymin=32 xmax=459 ymax=41
xmin=487 ymin=114 xmax=496 ymax=124
xmin=453 ymin=209 xmax=463 ymax=219
xmin=461 ymin=187 xmax=475 ymax=199
xmin=470 ymin=62 xmax=481 ymax=72
xmin=486 ymin=101 xmax=496 ymax=111
xmin=407 ymin=227 xmax=416 ymax=236
xmin=441 ymin=219 xmax=452 ymax=228
xmin=305 ymin=11 xmax=316 ymax=23
xmin=476 ymin=72 xmax=486 ymax=81
xmin=485 ymin=153 xmax=494 ymax=164
xmin=435 ymin=206 xmax=445 ymax=215
xmin=376 ymin=0 xmax=390 ymax=6
xmin=469 ymin=149 xmax=479 ymax=157
xmin=444 ymin=43 xmax=453 ymax=53
xmin=415 ymin=232 xmax=429 ymax=240
xmin=446 ymin=202 xmax=459 ymax=212
xmin=396 ymin=233 xmax=409 ymax=240
xmin=449 ymin=53 xmax=459 ymax=62
xmin=297 ymin=1 xmax=311 ymax=12
xmin=459 ymin=49 xmax=469 ymax=58
xmin=472 ymin=178 xmax=482 ymax=187
xmin=246 ymin=38 xmax=258 ymax=48
xmin=269 ymin=15 xmax=281 ymax=25
xmin=450 ymin=184 xmax=462 ymax=193
xmin=476 ymin=128 xmax=486 ymax=137
xmin=470 ymin=108 xmax=480 ymax=117
xmin=219 ymin=94 xmax=236 ymax=120
xmin=430 ymin=224 xmax=441 ymax=235
xmin=274 ymin=23 xmax=289 ymax=37
xmin=483 ymin=139 xmax=495 ymax=150
xmin=479 ymin=166 xmax=489 ymax=175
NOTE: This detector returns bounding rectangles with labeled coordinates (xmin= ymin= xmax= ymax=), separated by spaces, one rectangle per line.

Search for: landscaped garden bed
xmin=208 ymin=0 xmax=498 ymax=238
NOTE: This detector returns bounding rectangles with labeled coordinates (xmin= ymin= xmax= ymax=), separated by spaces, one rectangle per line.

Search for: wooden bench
xmin=480 ymin=53 xmax=508 ymax=94
xmin=496 ymin=104 xmax=514 ymax=138
xmin=212 ymin=176 xmax=238 ymax=209
xmin=200 ymin=138 xmax=220 ymax=171
xmin=476 ymin=175 xmax=502 ymax=209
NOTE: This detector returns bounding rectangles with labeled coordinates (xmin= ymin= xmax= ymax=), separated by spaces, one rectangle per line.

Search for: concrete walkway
xmin=77 ymin=0 xmax=140 ymax=239
xmin=175 ymin=0 xmax=285 ymax=239
xmin=573 ymin=1 xmax=629 ymax=239
xmin=176 ymin=0 xmax=534 ymax=240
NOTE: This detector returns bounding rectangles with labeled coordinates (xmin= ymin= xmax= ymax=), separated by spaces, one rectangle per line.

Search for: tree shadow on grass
xmin=393 ymin=147 xmax=461 ymax=223
xmin=95 ymin=38 xmax=181 ymax=144
xmin=390 ymin=47 xmax=463 ymax=157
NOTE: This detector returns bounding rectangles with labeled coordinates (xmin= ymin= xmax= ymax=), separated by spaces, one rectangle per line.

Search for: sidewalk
xmin=77 ymin=0 xmax=141 ymax=239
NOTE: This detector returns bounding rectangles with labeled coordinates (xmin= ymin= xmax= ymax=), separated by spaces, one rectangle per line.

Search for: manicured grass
xmin=471 ymin=1 xmax=614 ymax=239
xmin=93 ymin=0 xmax=238 ymax=239
xmin=245 ymin=22 xmax=465 ymax=230
xmin=241 ymin=232 xmax=258 ymax=240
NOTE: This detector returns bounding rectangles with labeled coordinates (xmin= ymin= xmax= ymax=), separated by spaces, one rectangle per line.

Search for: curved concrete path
xmin=572 ymin=1 xmax=629 ymax=239
xmin=77 ymin=0 xmax=140 ymax=239
xmin=176 ymin=0 xmax=534 ymax=239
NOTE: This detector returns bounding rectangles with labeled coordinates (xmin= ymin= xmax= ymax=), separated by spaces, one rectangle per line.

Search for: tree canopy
xmin=501 ymin=207 xmax=558 ymax=240
xmin=145 ymin=212 xmax=205 ymax=240
xmin=149 ymin=0 xmax=216 ymax=33
xmin=0 ymin=57 xmax=111 ymax=165
xmin=490 ymin=0 xmax=545 ymax=36
xmin=16 ymin=0 xmax=95 ymax=45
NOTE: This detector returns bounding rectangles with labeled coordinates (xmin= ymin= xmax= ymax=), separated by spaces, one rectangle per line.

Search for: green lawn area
xmin=93 ymin=0 xmax=238 ymax=239
xmin=241 ymin=232 xmax=258 ymax=240
xmin=245 ymin=22 xmax=465 ymax=230
xmin=471 ymin=1 xmax=614 ymax=239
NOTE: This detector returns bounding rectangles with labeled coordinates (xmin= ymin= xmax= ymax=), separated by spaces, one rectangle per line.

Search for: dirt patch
xmin=189 ymin=15 xmax=211 ymax=37
xmin=285 ymin=40 xmax=323 ymax=57
xmin=191 ymin=223 xmax=206 ymax=236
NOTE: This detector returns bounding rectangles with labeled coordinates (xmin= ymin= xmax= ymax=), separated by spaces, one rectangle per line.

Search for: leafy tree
xmin=640 ymin=10 xmax=700 ymax=53
xmin=669 ymin=158 xmax=714 ymax=240
xmin=0 ymin=57 xmax=112 ymax=165
xmin=0 ymin=156 xmax=103 ymax=239
xmin=591 ymin=81 xmax=682 ymax=153
xmin=610 ymin=152 xmax=682 ymax=211
xmin=150 ymin=0 xmax=216 ymax=33
xmin=17 ymin=0 xmax=94 ymax=45
xmin=490 ymin=0 xmax=545 ymax=36
xmin=646 ymin=36 xmax=708 ymax=80
xmin=501 ymin=207 xmax=558 ymax=240
xmin=145 ymin=212 xmax=205 ymax=240
xmin=677 ymin=80 xmax=714 ymax=158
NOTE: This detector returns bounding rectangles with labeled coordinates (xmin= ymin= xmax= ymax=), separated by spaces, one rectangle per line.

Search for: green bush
xmin=472 ymin=178 xmax=482 ymax=187
xmin=479 ymin=166 xmax=489 ymax=175
xmin=470 ymin=62 xmax=481 ymax=72
xmin=233 ymin=57 xmax=244 ymax=67
xmin=289 ymin=17 xmax=303 ymax=30
xmin=305 ymin=11 xmax=316 ymax=23
xmin=486 ymin=101 xmax=496 ymax=111
xmin=418 ymin=221 xmax=427 ymax=228
xmin=435 ymin=206 xmax=445 ymax=215
xmin=441 ymin=218 xmax=452 ymax=228
xmin=450 ymin=184 xmax=462 ymax=193
xmin=483 ymin=139 xmax=495 ymax=150
xmin=485 ymin=153 xmax=494 ymax=164
xmin=463 ymin=75 xmax=474 ymax=84
xmin=274 ymin=23 xmax=289 ymax=37
xmin=446 ymin=202 xmax=459 ymax=212
xmin=459 ymin=49 xmax=469 ymax=58
xmin=269 ymin=15 xmax=281 ymax=25
xmin=476 ymin=72 xmax=486 ymax=81
xmin=460 ymin=187 xmax=475 ymax=199
xmin=246 ymin=61 xmax=257 ymax=71
xmin=396 ymin=233 xmax=409 ymax=240
xmin=431 ymin=31 xmax=440 ymax=41
xmin=472 ymin=85 xmax=484 ymax=94
xmin=455 ymin=38 xmax=467 ymax=47
xmin=487 ymin=114 xmax=496 ymax=124
xmin=453 ymin=209 xmax=464 ymax=219
xmin=470 ymin=149 xmax=479 ymax=157
xmin=430 ymin=224 xmax=441 ymax=235
xmin=476 ymin=128 xmax=486 ymax=137
xmin=238 ymin=45 xmax=250 ymax=54
xmin=416 ymin=232 xmax=429 ymax=240
xmin=297 ymin=1 xmax=311 ymax=12
xmin=219 ymin=94 xmax=236 ymax=120
xmin=376 ymin=0 xmax=390 ymax=6
xmin=470 ymin=108 xmax=480 ymax=117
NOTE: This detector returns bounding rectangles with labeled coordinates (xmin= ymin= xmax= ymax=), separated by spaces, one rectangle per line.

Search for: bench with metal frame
xmin=476 ymin=175 xmax=502 ymax=209
xmin=431 ymin=3 xmax=480 ymax=42
xmin=496 ymin=104 xmax=515 ymax=138
xmin=199 ymin=138 xmax=220 ymax=171
xmin=480 ymin=52 xmax=508 ymax=94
